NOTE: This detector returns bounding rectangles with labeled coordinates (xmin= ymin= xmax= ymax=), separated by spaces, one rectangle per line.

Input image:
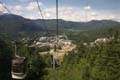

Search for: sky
xmin=0 ymin=0 xmax=120 ymax=22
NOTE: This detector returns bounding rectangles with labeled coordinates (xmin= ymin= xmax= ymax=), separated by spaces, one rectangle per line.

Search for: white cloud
xmin=14 ymin=5 xmax=22 ymax=11
xmin=37 ymin=7 xmax=88 ymax=21
xmin=14 ymin=11 xmax=23 ymax=15
xmin=83 ymin=6 xmax=91 ymax=11
xmin=26 ymin=2 xmax=43 ymax=11
xmin=45 ymin=13 xmax=50 ymax=17
xmin=18 ymin=6 xmax=120 ymax=22
xmin=41 ymin=7 xmax=120 ymax=22
xmin=9 ymin=5 xmax=23 ymax=11
xmin=19 ymin=0 xmax=30 ymax=2
xmin=91 ymin=12 xmax=97 ymax=16
xmin=90 ymin=13 xmax=117 ymax=21
xmin=0 ymin=4 xmax=5 ymax=13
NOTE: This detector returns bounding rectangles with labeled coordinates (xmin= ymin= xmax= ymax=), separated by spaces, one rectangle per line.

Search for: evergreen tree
xmin=0 ymin=38 xmax=12 ymax=80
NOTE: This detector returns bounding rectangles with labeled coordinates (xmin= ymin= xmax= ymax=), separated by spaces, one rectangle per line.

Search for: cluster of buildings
xmin=20 ymin=34 xmax=76 ymax=65
xmin=29 ymin=35 xmax=73 ymax=50
xmin=83 ymin=37 xmax=114 ymax=47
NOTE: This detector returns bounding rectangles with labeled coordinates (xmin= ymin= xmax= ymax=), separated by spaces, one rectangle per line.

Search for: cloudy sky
xmin=0 ymin=0 xmax=120 ymax=22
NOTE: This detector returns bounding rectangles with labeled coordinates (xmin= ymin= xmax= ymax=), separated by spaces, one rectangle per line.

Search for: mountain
xmin=0 ymin=14 xmax=43 ymax=34
xmin=34 ymin=19 xmax=120 ymax=30
xmin=0 ymin=14 xmax=120 ymax=36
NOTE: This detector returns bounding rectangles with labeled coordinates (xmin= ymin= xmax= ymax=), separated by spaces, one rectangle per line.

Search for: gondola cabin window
xmin=11 ymin=57 xmax=27 ymax=79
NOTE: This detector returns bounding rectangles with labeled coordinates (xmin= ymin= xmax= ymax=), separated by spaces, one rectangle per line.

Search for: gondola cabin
xmin=11 ymin=57 xmax=27 ymax=79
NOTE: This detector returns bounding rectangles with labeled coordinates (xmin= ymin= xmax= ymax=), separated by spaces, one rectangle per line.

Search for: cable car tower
xmin=52 ymin=0 xmax=59 ymax=69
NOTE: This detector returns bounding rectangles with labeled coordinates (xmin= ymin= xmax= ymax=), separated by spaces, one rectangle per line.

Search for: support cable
xmin=52 ymin=0 xmax=59 ymax=69
xmin=85 ymin=0 xmax=89 ymax=21
xmin=35 ymin=0 xmax=48 ymax=36
xmin=0 ymin=0 xmax=12 ymax=14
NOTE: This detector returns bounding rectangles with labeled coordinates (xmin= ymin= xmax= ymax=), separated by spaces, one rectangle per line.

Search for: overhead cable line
xmin=35 ymin=0 xmax=48 ymax=36
xmin=35 ymin=0 xmax=45 ymax=20
xmin=0 ymin=0 xmax=12 ymax=14
xmin=85 ymin=0 xmax=89 ymax=22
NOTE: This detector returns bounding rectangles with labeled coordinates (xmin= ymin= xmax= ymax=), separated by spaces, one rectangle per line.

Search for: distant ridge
xmin=0 ymin=14 xmax=120 ymax=35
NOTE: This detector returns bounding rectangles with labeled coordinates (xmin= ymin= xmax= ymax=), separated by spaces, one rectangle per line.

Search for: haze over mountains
xmin=0 ymin=14 xmax=120 ymax=35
